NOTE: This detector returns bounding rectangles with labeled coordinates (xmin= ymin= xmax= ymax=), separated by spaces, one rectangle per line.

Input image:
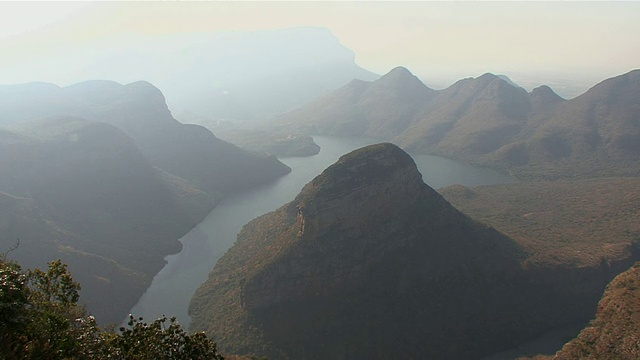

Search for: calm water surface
xmin=129 ymin=136 xmax=516 ymax=327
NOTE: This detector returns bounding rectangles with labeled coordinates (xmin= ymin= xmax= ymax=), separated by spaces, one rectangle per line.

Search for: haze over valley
xmin=1 ymin=2 xmax=639 ymax=359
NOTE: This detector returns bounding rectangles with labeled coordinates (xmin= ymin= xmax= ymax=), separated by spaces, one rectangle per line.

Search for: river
xmin=128 ymin=136 xmax=516 ymax=326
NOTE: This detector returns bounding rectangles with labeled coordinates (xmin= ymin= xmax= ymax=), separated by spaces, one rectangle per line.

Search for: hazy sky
xmin=0 ymin=1 xmax=638 ymax=95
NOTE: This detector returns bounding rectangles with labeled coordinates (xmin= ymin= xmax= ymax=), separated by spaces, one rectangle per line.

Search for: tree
xmin=0 ymin=256 xmax=224 ymax=359
xmin=109 ymin=315 xmax=223 ymax=360
xmin=0 ymin=257 xmax=29 ymax=355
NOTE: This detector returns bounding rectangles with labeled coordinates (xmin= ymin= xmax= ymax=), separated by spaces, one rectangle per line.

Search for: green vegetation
xmin=551 ymin=262 xmax=640 ymax=359
xmin=272 ymin=68 xmax=640 ymax=180
xmin=190 ymin=144 xmax=640 ymax=359
xmin=0 ymin=255 xmax=224 ymax=360
xmin=0 ymin=118 xmax=214 ymax=324
xmin=192 ymin=143 xmax=630 ymax=359
xmin=0 ymin=80 xmax=291 ymax=195
xmin=440 ymin=177 xmax=640 ymax=267
xmin=270 ymin=66 xmax=434 ymax=138
xmin=0 ymin=71 xmax=292 ymax=338
xmin=519 ymin=262 xmax=640 ymax=360
xmin=430 ymin=71 xmax=640 ymax=179
xmin=440 ymin=177 xmax=640 ymax=358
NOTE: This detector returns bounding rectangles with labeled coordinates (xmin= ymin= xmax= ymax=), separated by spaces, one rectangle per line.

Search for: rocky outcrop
xmin=241 ymin=143 xmax=432 ymax=310
xmin=188 ymin=143 xmax=632 ymax=359
xmin=551 ymin=262 xmax=640 ymax=359
xmin=521 ymin=262 xmax=640 ymax=360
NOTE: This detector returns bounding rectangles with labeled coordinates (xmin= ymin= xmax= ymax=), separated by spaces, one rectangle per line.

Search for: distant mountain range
xmin=164 ymin=27 xmax=378 ymax=123
xmin=272 ymin=68 xmax=640 ymax=179
xmin=2 ymin=37 xmax=637 ymax=353
xmin=177 ymin=111 xmax=321 ymax=157
xmin=0 ymin=81 xmax=291 ymax=323
xmin=2 ymin=27 xmax=377 ymax=123
xmin=0 ymin=80 xmax=291 ymax=194
xmin=189 ymin=144 xmax=639 ymax=359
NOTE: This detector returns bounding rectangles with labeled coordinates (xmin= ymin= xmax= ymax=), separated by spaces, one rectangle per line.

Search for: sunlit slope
xmin=272 ymin=68 xmax=640 ymax=179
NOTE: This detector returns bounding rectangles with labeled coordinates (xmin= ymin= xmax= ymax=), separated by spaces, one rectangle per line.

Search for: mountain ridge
xmin=272 ymin=68 xmax=640 ymax=179
xmin=188 ymin=143 xmax=635 ymax=359
xmin=2 ymin=27 xmax=378 ymax=122
xmin=0 ymin=79 xmax=291 ymax=194
xmin=0 ymin=117 xmax=213 ymax=324
xmin=0 ymin=80 xmax=290 ymax=323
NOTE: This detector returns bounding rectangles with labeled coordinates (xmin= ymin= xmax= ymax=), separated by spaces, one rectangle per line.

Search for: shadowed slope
xmin=0 ymin=80 xmax=291 ymax=195
xmin=188 ymin=143 xmax=622 ymax=359
xmin=0 ymin=117 xmax=213 ymax=323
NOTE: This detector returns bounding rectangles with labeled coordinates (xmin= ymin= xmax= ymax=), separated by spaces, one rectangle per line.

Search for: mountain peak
xmin=189 ymin=142 xmax=535 ymax=359
xmin=530 ymin=85 xmax=564 ymax=103
xmin=387 ymin=66 xmax=413 ymax=76
xmin=320 ymin=142 xmax=416 ymax=181
xmin=376 ymin=66 xmax=428 ymax=88
xmin=476 ymin=73 xmax=522 ymax=89
xmin=447 ymin=72 xmax=513 ymax=93
xmin=297 ymin=143 xmax=425 ymax=204
xmin=477 ymin=72 xmax=500 ymax=81
xmin=124 ymin=81 xmax=168 ymax=105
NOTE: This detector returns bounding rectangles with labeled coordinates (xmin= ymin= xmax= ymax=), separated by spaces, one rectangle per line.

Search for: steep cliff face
xmin=241 ymin=143 xmax=436 ymax=310
xmin=190 ymin=143 xmax=620 ymax=359
xmin=0 ymin=80 xmax=291 ymax=195
xmin=551 ymin=262 xmax=640 ymax=360
xmin=0 ymin=78 xmax=293 ymax=325
xmin=521 ymin=262 xmax=640 ymax=360
xmin=0 ymin=117 xmax=214 ymax=324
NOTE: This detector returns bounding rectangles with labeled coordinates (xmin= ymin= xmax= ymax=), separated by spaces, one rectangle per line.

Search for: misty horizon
xmin=1 ymin=2 xmax=639 ymax=359
xmin=1 ymin=2 xmax=639 ymax=101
